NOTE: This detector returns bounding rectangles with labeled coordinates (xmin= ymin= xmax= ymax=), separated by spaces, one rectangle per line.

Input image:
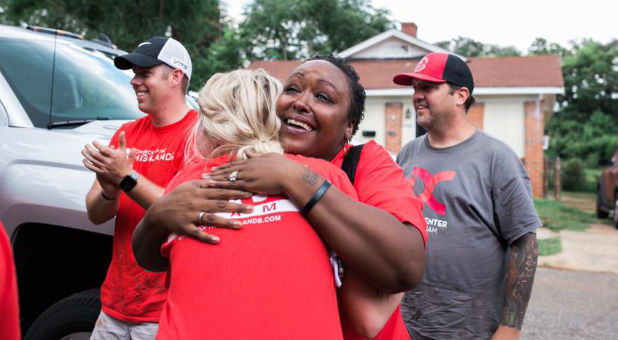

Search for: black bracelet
xmin=301 ymin=180 xmax=331 ymax=215
xmin=101 ymin=191 xmax=119 ymax=201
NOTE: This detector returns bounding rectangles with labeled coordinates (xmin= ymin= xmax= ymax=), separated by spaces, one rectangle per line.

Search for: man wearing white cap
xmin=393 ymin=52 xmax=540 ymax=340
xmin=82 ymin=37 xmax=199 ymax=339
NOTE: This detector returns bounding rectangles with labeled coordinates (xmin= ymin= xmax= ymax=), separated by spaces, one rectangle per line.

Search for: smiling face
xmin=412 ymin=79 xmax=459 ymax=132
xmin=130 ymin=64 xmax=172 ymax=114
xmin=276 ymin=60 xmax=353 ymax=160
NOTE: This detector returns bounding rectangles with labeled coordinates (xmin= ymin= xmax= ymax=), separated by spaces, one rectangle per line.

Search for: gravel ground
xmin=522 ymin=267 xmax=618 ymax=340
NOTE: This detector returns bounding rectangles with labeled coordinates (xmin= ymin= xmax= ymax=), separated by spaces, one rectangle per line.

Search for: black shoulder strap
xmin=341 ymin=144 xmax=364 ymax=185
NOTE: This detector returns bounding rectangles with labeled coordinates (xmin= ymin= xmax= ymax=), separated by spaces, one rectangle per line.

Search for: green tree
xmin=547 ymin=110 xmax=618 ymax=165
xmin=485 ymin=44 xmax=520 ymax=57
xmin=5 ymin=0 xmax=221 ymax=90
xmin=239 ymin=0 xmax=394 ymax=60
xmin=0 ymin=0 xmax=10 ymax=23
xmin=192 ymin=19 xmax=246 ymax=88
xmin=559 ymin=39 xmax=618 ymax=122
xmin=322 ymin=0 xmax=392 ymax=52
xmin=6 ymin=0 xmax=220 ymax=52
xmin=528 ymin=38 xmax=618 ymax=122
xmin=435 ymin=36 xmax=521 ymax=57
xmin=544 ymin=38 xmax=618 ymax=164
xmin=527 ymin=37 xmax=571 ymax=57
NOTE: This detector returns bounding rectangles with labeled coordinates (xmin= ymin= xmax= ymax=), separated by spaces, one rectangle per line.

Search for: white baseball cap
xmin=114 ymin=36 xmax=192 ymax=80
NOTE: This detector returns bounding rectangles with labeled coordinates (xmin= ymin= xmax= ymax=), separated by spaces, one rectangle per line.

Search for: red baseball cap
xmin=393 ymin=52 xmax=474 ymax=93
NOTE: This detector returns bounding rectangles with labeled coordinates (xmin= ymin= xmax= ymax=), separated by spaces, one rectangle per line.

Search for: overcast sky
xmin=223 ymin=0 xmax=618 ymax=53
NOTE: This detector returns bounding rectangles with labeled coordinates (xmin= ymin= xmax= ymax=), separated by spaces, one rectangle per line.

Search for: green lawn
xmin=535 ymin=183 xmax=611 ymax=256
xmin=534 ymin=197 xmax=597 ymax=232
xmin=538 ymin=236 xmax=562 ymax=256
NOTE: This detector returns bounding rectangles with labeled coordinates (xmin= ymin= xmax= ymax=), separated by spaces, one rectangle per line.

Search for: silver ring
xmin=229 ymin=170 xmax=238 ymax=182
xmin=198 ymin=211 xmax=205 ymax=225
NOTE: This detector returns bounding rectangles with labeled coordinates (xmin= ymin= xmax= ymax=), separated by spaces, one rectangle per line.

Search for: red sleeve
xmin=354 ymin=141 xmax=427 ymax=245
xmin=0 ymin=222 xmax=21 ymax=340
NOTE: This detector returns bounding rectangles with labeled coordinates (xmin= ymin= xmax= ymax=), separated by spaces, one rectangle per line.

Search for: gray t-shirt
xmin=396 ymin=130 xmax=541 ymax=340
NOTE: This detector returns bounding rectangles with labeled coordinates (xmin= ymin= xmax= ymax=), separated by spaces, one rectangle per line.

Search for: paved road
xmin=522 ymin=267 xmax=618 ymax=340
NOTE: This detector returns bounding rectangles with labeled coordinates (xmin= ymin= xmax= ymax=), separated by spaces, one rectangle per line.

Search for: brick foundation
xmin=385 ymin=102 xmax=403 ymax=154
xmin=524 ymin=100 xmax=545 ymax=197
xmin=468 ymin=103 xmax=484 ymax=130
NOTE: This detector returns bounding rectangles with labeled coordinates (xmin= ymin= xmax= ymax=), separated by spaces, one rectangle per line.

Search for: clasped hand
xmin=81 ymin=131 xmax=135 ymax=196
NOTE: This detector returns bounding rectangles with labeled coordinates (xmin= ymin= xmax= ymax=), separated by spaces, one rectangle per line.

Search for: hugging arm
xmin=132 ymin=211 xmax=170 ymax=272
xmin=132 ymin=179 xmax=253 ymax=271
xmin=209 ymin=152 xmax=426 ymax=293
xmin=297 ymin=171 xmax=425 ymax=292
xmin=340 ymin=269 xmax=404 ymax=337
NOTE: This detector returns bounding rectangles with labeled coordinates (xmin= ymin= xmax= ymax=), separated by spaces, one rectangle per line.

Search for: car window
xmin=0 ymin=38 xmax=143 ymax=128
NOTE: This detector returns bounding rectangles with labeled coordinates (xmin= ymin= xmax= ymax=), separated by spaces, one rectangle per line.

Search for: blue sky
xmin=222 ymin=0 xmax=618 ymax=53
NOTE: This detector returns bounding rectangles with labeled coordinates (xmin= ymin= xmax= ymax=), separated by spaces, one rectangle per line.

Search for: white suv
xmin=0 ymin=24 xmax=143 ymax=339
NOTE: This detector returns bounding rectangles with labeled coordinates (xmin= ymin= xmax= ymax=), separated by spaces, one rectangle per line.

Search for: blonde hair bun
xmin=196 ymin=69 xmax=284 ymax=160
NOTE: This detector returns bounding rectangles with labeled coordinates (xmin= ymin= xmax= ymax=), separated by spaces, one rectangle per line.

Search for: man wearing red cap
xmin=81 ymin=37 xmax=200 ymax=339
xmin=393 ymin=52 xmax=540 ymax=340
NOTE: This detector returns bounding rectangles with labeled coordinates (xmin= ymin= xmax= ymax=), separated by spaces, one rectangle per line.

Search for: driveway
xmin=525 ymin=196 xmax=618 ymax=340
xmin=523 ymin=267 xmax=618 ymax=340
xmin=537 ymin=223 xmax=618 ymax=274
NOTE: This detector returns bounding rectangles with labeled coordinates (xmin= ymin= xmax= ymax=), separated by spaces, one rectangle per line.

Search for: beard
xmin=415 ymin=108 xmax=456 ymax=133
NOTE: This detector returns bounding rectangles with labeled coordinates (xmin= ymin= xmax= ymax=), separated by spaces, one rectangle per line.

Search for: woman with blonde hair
xmin=137 ymin=56 xmax=427 ymax=339
xmin=133 ymin=69 xmax=358 ymax=339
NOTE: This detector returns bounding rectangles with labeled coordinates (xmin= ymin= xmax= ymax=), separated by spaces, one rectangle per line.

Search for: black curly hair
xmin=308 ymin=55 xmax=366 ymax=138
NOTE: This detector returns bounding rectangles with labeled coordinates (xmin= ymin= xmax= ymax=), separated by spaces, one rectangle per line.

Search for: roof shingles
xmin=248 ymin=55 xmax=564 ymax=89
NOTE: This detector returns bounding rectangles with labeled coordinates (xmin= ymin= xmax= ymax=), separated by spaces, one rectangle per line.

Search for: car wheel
xmin=24 ymin=288 xmax=100 ymax=340
xmin=597 ymin=188 xmax=609 ymax=218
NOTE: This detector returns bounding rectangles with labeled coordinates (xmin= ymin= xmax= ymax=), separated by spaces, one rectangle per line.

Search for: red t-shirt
xmin=100 ymin=110 xmax=198 ymax=323
xmin=331 ymin=141 xmax=425 ymax=340
xmin=0 ymin=221 xmax=20 ymax=340
xmin=330 ymin=141 xmax=427 ymax=245
xmin=157 ymin=154 xmax=358 ymax=339
xmin=342 ymin=305 xmax=410 ymax=340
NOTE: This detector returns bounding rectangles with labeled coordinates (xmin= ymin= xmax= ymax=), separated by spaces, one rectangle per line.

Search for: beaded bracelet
xmin=301 ymin=180 xmax=332 ymax=215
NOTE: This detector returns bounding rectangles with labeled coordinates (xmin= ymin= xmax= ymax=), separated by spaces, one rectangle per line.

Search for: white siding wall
xmin=482 ymin=101 xmax=526 ymax=158
xmin=356 ymin=98 xmax=385 ymax=145
xmin=355 ymin=96 xmax=416 ymax=147
xmin=360 ymin=96 xmax=529 ymax=159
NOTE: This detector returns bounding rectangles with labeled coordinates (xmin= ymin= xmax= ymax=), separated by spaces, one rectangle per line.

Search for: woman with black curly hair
xmin=136 ymin=56 xmax=427 ymax=339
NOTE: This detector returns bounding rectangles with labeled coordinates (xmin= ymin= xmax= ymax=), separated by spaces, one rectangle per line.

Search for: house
xmin=248 ymin=23 xmax=565 ymax=197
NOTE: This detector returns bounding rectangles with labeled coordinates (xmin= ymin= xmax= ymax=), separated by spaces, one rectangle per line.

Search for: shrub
xmin=562 ymin=158 xmax=586 ymax=191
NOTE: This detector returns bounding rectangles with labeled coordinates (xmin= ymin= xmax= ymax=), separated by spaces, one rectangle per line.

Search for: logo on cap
xmin=171 ymin=57 xmax=188 ymax=71
xmin=415 ymin=56 xmax=429 ymax=72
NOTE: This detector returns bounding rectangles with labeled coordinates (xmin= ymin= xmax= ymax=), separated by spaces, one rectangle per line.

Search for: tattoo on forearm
xmin=501 ymin=232 xmax=538 ymax=329
xmin=301 ymin=167 xmax=319 ymax=186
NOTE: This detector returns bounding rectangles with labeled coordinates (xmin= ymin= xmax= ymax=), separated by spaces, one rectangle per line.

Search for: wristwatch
xmin=119 ymin=170 xmax=139 ymax=193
